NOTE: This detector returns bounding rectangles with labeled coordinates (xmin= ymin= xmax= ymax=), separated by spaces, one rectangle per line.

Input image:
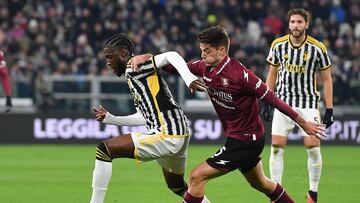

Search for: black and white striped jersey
xmin=266 ymin=34 xmax=331 ymax=108
xmin=125 ymin=53 xmax=193 ymax=136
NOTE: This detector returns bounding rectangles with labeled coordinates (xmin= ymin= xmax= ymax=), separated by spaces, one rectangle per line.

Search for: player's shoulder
xmin=307 ymin=35 xmax=327 ymax=52
xmin=270 ymin=34 xmax=289 ymax=47
xmin=229 ymin=58 xmax=250 ymax=77
xmin=230 ymin=58 xmax=247 ymax=71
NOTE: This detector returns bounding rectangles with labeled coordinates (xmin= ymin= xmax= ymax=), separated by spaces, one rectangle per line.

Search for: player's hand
xmin=260 ymin=102 xmax=273 ymax=121
xmin=323 ymin=108 xmax=334 ymax=128
xmin=296 ymin=116 xmax=327 ymax=140
xmin=189 ymin=79 xmax=207 ymax=93
xmin=92 ymin=105 xmax=108 ymax=122
xmin=128 ymin=54 xmax=153 ymax=72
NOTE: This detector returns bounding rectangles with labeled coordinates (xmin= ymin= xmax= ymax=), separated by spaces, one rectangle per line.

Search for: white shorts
xmin=271 ymin=108 xmax=321 ymax=137
xmin=131 ymin=130 xmax=190 ymax=174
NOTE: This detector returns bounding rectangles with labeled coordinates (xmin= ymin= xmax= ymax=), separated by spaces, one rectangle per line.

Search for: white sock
xmin=90 ymin=160 xmax=113 ymax=203
xmin=202 ymin=195 xmax=211 ymax=203
xmin=307 ymin=147 xmax=322 ymax=192
xmin=269 ymin=146 xmax=284 ymax=184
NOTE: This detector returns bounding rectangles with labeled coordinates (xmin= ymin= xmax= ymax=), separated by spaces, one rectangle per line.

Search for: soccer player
xmin=263 ymin=8 xmax=333 ymax=203
xmin=0 ymin=49 xmax=12 ymax=113
xmin=89 ymin=34 xmax=210 ymax=203
xmin=131 ymin=26 xmax=326 ymax=203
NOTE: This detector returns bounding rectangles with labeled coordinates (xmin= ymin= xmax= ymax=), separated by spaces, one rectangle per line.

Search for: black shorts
xmin=206 ymin=136 xmax=265 ymax=174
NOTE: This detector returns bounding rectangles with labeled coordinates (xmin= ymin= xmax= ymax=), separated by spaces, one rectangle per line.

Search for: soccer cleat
xmin=307 ymin=190 xmax=318 ymax=203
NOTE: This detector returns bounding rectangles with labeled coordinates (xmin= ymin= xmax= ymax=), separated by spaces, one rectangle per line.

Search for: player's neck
xmin=290 ymin=34 xmax=306 ymax=46
xmin=212 ymin=55 xmax=227 ymax=67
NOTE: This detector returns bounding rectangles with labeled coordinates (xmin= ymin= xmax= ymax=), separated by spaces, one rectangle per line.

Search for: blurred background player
xmin=89 ymin=34 xmax=209 ymax=203
xmin=263 ymin=8 xmax=333 ymax=203
xmin=131 ymin=26 xmax=326 ymax=203
xmin=0 ymin=49 xmax=12 ymax=113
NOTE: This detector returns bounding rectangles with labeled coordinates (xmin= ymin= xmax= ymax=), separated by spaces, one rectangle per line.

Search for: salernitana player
xmin=131 ymin=26 xmax=326 ymax=203
xmin=0 ymin=49 xmax=12 ymax=113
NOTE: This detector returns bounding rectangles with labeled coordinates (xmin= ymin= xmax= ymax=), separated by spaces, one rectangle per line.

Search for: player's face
xmin=103 ymin=47 xmax=127 ymax=77
xmin=199 ymin=43 xmax=224 ymax=66
xmin=289 ymin=14 xmax=308 ymax=38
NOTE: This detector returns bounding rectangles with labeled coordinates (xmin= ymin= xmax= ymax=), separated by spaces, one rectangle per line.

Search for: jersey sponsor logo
xmin=221 ymin=77 xmax=229 ymax=87
xmin=207 ymin=87 xmax=233 ymax=101
xmin=284 ymin=61 xmax=305 ymax=74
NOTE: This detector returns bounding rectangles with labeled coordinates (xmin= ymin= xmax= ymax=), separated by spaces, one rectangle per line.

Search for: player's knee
xmin=168 ymin=182 xmax=188 ymax=197
xmin=189 ymin=168 xmax=205 ymax=184
xmin=271 ymin=146 xmax=284 ymax=155
xmin=307 ymin=147 xmax=322 ymax=162
xmin=96 ymin=142 xmax=113 ymax=162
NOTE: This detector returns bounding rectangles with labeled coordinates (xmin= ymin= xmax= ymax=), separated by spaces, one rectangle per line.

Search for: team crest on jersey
xmin=303 ymin=52 xmax=308 ymax=61
xmin=284 ymin=53 xmax=289 ymax=59
xmin=221 ymin=77 xmax=229 ymax=87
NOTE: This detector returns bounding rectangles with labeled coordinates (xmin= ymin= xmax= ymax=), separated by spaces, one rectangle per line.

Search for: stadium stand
xmin=0 ymin=0 xmax=359 ymax=112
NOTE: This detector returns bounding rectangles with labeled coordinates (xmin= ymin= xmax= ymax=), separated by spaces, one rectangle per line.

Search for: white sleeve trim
xmin=154 ymin=51 xmax=198 ymax=87
xmin=102 ymin=111 xmax=146 ymax=126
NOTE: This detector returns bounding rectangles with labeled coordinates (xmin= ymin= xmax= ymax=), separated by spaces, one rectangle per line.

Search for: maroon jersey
xmin=0 ymin=49 xmax=12 ymax=96
xmin=167 ymin=56 xmax=299 ymax=141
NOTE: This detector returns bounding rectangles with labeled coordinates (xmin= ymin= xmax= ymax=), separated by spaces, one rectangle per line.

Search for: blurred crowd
xmin=0 ymin=0 xmax=359 ymax=107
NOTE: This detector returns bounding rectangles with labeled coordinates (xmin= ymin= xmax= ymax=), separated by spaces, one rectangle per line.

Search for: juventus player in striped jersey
xmin=89 ymin=34 xmax=210 ymax=203
xmin=131 ymin=26 xmax=326 ymax=203
xmin=265 ymin=9 xmax=333 ymax=203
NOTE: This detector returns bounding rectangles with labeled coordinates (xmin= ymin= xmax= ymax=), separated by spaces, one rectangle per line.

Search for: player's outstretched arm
xmin=92 ymin=105 xmax=146 ymax=126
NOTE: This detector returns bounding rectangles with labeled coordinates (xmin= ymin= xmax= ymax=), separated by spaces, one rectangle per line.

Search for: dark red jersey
xmin=167 ymin=56 xmax=298 ymax=141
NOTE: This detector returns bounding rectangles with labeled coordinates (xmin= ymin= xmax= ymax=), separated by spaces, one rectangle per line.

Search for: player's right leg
xmin=269 ymin=109 xmax=295 ymax=184
xmin=90 ymin=134 xmax=135 ymax=203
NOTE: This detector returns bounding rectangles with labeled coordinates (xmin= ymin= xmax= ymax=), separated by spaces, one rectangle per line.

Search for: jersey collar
xmin=209 ymin=55 xmax=230 ymax=75
xmin=289 ymin=34 xmax=307 ymax=49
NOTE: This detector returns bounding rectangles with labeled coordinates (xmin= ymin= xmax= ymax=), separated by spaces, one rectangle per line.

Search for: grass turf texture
xmin=0 ymin=145 xmax=359 ymax=203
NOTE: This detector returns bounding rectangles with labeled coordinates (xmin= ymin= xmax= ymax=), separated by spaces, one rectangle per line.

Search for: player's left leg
xmin=301 ymin=108 xmax=322 ymax=203
xmin=243 ymin=161 xmax=294 ymax=203
xmin=0 ymin=68 xmax=12 ymax=112
xmin=304 ymin=137 xmax=321 ymax=203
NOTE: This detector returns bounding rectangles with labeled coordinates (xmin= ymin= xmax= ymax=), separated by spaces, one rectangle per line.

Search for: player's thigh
xmin=133 ymin=132 xmax=188 ymax=163
xmin=156 ymin=136 xmax=190 ymax=175
xmin=271 ymin=109 xmax=295 ymax=139
xmin=298 ymin=108 xmax=321 ymax=147
xmin=104 ymin=133 xmax=135 ymax=158
xmin=190 ymin=161 xmax=229 ymax=182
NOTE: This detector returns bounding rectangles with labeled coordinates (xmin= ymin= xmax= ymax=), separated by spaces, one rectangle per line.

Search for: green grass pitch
xmin=0 ymin=144 xmax=359 ymax=203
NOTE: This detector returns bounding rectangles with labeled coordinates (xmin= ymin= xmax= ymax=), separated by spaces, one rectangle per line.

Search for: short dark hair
xmin=198 ymin=26 xmax=230 ymax=51
xmin=287 ymin=8 xmax=311 ymax=23
xmin=104 ymin=34 xmax=135 ymax=56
